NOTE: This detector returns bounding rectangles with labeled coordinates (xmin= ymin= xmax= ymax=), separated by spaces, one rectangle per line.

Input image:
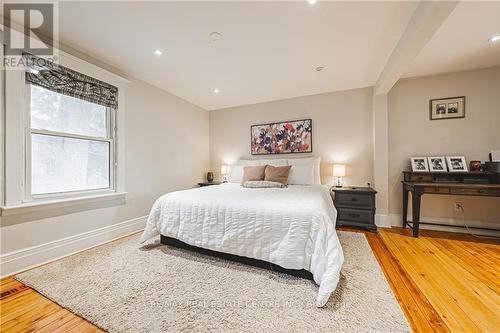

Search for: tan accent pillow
xmin=265 ymin=165 xmax=292 ymax=186
xmin=242 ymin=165 xmax=267 ymax=183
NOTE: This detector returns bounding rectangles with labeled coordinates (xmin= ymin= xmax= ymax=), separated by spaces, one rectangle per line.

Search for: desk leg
xmin=402 ymin=184 xmax=408 ymax=228
xmin=411 ymin=188 xmax=423 ymax=238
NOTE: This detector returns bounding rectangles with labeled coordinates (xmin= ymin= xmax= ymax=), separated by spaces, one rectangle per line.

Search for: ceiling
xmin=403 ymin=1 xmax=500 ymax=78
xmin=53 ymin=1 xmax=418 ymax=110
xmin=30 ymin=1 xmax=500 ymax=110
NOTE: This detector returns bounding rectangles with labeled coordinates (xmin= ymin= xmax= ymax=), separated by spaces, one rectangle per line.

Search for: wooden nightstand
xmin=197 ymin=182 xmax=222 ymax=187
xmin=331 ymin=186 xmax=377 ymax=231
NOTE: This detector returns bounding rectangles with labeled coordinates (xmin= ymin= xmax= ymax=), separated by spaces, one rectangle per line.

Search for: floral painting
xmin=251 ymin=119 xmax=312 ymax=155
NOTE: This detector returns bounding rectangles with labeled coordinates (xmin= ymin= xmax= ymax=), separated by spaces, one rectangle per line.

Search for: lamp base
xmin=335 ymin=176 xmax=343 ymax=188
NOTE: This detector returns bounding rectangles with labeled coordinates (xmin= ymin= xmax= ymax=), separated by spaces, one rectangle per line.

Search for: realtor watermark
xmin=150 ymin=298 xmax=353 ymax=310
xmin=2 ymin=1 xmax=58 ymax=69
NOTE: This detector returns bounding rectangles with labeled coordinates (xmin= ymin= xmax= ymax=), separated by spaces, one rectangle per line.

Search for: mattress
xmin=140 ymin=183 xmax=344 ymax=307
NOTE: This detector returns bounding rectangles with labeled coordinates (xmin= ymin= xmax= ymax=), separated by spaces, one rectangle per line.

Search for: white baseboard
xmin=375 ymin=214 xmax=391 ymax=228
xmin=0 ymin=215 xmax=147 ymax=279
xmin=389 ymin=214 xmax=500 ymax=236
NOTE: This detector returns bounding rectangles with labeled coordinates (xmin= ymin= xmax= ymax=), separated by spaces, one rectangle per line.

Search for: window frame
xmin=1 ymin=46 xmax=128 ymax=216
xmin=24 ymin=83 xmax=118 ymax=202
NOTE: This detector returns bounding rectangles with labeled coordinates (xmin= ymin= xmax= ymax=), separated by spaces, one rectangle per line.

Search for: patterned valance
xmin=23 ymin=53 xmax=118 ymax=109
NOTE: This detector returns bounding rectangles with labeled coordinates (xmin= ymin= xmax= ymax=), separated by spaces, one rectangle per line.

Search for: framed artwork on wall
xmin=429 ymin=96 xmax=465 ymax=120
xmin=251 ymin=119 xmax=312 ymax=155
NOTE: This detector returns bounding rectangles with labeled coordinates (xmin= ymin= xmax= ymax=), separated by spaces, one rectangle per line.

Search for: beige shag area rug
xmin=17 ymin=231 xmax=409 ymax=332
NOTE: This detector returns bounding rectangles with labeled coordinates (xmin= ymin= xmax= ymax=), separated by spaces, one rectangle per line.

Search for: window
xmin=21 ymin=53 xmax=119 ymax=200
xmin=2 ymin=51 xmax=125 ymax=214
xmin=29 ymin=85 xmax=114 ymax=196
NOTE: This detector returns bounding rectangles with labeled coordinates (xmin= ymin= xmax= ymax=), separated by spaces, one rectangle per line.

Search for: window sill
xmin=0 ymin=192 xmax=127 ymax=217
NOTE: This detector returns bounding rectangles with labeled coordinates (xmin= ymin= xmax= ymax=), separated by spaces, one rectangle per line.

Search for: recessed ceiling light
xmin=489 ymin=35 xmax=500 ymax=43
xmin=214 ymin=88 xmax=220 ymax=94
xmin=308 ymin=0 xmax=317 ymax=4
xmin=154 ymin=49 xmax=162 ymax=56
xmin=316 ymin=66 xmax=325 ymax=71
xmin=209 ymin=32 xmax=223 ymax=42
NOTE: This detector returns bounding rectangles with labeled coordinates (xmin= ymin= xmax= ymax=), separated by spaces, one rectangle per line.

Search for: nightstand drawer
xmin=335 ymin=192 xmax=374 ymax=208
xmin=338 ymin=208 xmax=374 ymax=224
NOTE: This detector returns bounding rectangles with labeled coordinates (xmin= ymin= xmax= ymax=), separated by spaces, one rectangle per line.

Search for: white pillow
xmin=259 ymin=159 xmax=288 ymax=167
xmin=288 ymin=163 xmax=315 ymax=185
xmin=287 ymin=157 xmax=321 ymax=185
xmin=228 ymin=165 xmax=244 ymax=183
xmin=237 ymin=159 xmax=260 ymax=166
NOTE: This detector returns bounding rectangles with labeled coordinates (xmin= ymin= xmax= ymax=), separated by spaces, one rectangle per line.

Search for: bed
xmin=140 ymin=181 xmax=344 ymax=307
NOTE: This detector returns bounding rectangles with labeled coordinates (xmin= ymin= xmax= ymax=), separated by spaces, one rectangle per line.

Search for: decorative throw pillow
xmin=264 ymin=165 xmax=292 ymax=186
xmin=243 ymin=180 xmax=285 ymax=188
xmin=242 ymin=165 xmax=267 ymax=183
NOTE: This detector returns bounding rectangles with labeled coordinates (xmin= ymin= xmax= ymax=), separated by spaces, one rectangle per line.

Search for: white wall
xmin=388 ymin=67 xmax=500 ymax=226
xmin=0 ymin=76 xmax=209 ymax=274
xmin=209 ymin=87 xmax=374 ymax=187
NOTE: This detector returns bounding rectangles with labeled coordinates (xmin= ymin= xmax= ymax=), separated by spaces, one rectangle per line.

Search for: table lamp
xmin=333 ymin=164 xmax=346 ymax=187
xmin=221 ymin=165 xmax=230 ymax=182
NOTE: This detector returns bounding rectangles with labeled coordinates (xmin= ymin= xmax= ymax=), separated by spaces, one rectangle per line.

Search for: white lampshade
xmin=333 ymin=164 xmax=346 ymax=177
xmin=221 ymin=165 xmax=230 ymax=175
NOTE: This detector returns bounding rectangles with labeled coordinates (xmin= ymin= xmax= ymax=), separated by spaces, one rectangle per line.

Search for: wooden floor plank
xmin=364 ymin=231 xmax=449 ymax=333
xmin=1 ymin=302 xmax=61 ymax=332
xmin=431 ymin=238 xmax=499 ymax=293
xmin=65 ymin=319 xmax=100 ymax=333
xmin=20 ymin=308 xmax=75 ymax=333
xmin=1 ymin=292 xmax=55 ymax=323
xmin=414 ymin=237 xmax=498 ymax=331
xmin=33 ymin=313 xmax=80 ymax=333
xmin=380 ymin=231 xmax=481 ymax=332
xmin=380 ymin=228 xmax=500 ymax=333
xmin=1 ymin=227 xmax=498 ymax=333
xmin=0 ymin=278 xmax=22 ymax=293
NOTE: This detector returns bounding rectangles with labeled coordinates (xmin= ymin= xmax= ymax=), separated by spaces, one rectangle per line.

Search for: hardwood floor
xmin=378 ymin=228 xmax=500 ymax=333
xmin=1 ymin=228 xmax=498 ymax=332
xmin=0 ymin=277 xmax=102 ymax=333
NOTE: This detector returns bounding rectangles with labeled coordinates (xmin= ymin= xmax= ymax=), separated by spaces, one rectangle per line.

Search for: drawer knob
xmin=348 ymin=213 xmax=360 ymax=218
xmin=351 ymin=197 xmax=358 ymax=202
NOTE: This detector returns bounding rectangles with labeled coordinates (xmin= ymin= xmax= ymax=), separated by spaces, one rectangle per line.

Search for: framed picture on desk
xmin=446 ymin=156 xmax=468 ymax=172
xmin=411 ymin=157 xmax=429 ymax=172
xmin=428 ymin=156 xmax=447 ymax=172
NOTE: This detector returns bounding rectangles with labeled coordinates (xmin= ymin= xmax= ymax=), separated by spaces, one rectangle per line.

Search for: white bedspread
xmin=141 ymin=183 xmax=344 ymax=307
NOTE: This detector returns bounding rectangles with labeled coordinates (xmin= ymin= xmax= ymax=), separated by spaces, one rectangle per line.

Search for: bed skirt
xmin=160 ymin=235 xmax=314 ymax=281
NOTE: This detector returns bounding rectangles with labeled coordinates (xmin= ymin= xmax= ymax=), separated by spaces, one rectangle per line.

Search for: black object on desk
xmin=198 ymin=181 xmax=222 ymax=187
xmin=402 ymin=171 xmax=500 ymax=237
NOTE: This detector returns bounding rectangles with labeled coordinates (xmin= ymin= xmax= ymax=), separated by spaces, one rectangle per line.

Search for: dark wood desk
xmin=402 ymin=171 xmax=500 ymax=237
